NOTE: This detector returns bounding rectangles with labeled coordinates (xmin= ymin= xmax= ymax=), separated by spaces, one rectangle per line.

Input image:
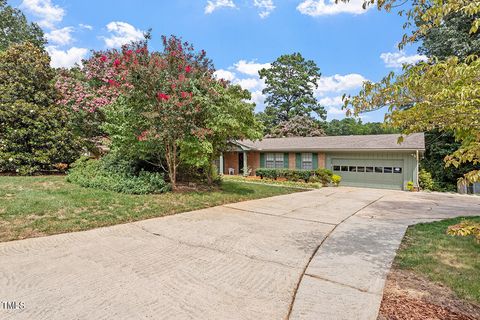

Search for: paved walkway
xmin=0 ymin=187 xmax=479 ymax=320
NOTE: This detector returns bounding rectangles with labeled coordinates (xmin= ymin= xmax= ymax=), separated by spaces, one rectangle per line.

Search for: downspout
xmin=416 ymin=150 xmax=419 ymax=188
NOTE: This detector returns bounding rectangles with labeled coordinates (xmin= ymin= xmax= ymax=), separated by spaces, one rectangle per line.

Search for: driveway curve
xmin=0 ymin=187 xmax=479 ymax=320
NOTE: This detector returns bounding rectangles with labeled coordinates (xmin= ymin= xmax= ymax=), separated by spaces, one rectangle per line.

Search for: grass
xmin=0 ymin=175 xmax=305 ymax=242
xmin=394 ymin=216 xmax=480 ymax=304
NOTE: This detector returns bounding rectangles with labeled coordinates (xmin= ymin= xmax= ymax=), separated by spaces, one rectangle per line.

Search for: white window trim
xmin=301 ymin=153 xmax=313 ymax=170
xmin=265 ymin=153 xmax=284 ymax=168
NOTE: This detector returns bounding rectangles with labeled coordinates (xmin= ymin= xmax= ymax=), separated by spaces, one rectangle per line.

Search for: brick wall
xmin=223 ymin=152 xmax=238 ymax=175
xmin=247 ymin=151 xmax=260 ymax=176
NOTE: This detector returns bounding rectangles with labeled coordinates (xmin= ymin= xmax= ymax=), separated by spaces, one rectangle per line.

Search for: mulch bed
xmin=378 ymin=269 xmax=480 ymax=320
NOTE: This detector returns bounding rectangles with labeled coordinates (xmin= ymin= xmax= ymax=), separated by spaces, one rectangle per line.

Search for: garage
xmin=330 ymin=158 xmax=405 ymax=190
xmin=327 ymin=152 xmax=418 ymax=190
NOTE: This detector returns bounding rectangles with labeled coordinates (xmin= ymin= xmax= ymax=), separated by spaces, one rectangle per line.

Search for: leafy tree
xmin=345 ymin=56 xmax=480 ymax=183
xmin=421 ymin=131 xmax=480 ymax=191
xmin=70 ymin=37 xmax=262 ymax=189
xmin=324 ymin=118 xmax=398 ymax=136
xmin=343 ymin=0 xmax=480 ymax=183
xmin=266 ymin=115 xmax=324 ymax=138
xmin=0 ymin=42 xmax=80 ymax=174
xmin=180 ymin=84 xmax=263 ymax=183
xmin=258 ymin=53 xmax=326 ymax=132
xmin=0 ymin=0 xmax=45 ymax=51
xmin=417 ymin=12 xmax=480 ymax=60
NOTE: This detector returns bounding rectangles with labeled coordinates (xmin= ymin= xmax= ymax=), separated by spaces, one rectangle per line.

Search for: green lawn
xmin=394 ymin=216 xmax=480 ymax=304
xmin=0 ymin=176 xmax=304 ymax=242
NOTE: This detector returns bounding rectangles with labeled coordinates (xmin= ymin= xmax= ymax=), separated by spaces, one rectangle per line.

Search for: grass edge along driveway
xmin=394 ymin=216 xmax=480 ymax=304
xmin=0 ymin=176 xmax=305 ymax=243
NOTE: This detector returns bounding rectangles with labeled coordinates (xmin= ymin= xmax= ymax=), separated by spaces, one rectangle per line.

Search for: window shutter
xmin=295 ymin=153 xmax=301 ymax=169
xmin=312 ymin=153 xmax=318 ymax=170
xmin=284 ymin=153 xmax=289 ymax=168
xmin=260 ymin=153 xmax=265 ymax=168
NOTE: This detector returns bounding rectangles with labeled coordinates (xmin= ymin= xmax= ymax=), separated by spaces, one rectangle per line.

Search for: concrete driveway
xmin=0 ymin=187 xmax=479 ymax=320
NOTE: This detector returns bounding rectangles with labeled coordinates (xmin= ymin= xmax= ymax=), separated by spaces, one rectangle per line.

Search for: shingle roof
xmin=237 ymin=133 xmax=425 ymax=151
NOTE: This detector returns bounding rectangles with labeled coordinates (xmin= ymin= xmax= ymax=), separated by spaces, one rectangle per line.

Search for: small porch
xmin=218 ymin=143 xmax=260 ymax=176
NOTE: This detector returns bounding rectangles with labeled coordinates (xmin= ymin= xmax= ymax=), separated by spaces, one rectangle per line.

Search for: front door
xmin=238 ymin=152 xmax=244 ymax=175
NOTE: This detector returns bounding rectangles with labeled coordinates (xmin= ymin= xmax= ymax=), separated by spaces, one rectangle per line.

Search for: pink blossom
xmin=100 ymin=55 xmax=107 ymax=62
xmin=157 ymin=92 xmax=170 ymax=101
xmin=185 ymin=65 xmax=192 ymax=73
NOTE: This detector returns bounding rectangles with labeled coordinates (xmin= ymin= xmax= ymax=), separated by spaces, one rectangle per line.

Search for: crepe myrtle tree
xmin=64 ymin=36 xmax=263 ymax=189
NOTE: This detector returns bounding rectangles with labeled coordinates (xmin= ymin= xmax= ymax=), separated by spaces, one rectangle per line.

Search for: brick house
xmin=219 ymin=133 xmax=425 ymax=190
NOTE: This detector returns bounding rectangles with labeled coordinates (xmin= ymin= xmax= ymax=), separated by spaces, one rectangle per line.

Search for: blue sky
xmin=12 ymin=0 xmax=427 ymax=122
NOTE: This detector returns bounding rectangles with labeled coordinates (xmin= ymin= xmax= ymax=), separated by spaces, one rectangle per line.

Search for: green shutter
xmin=284 ymin=153 xmax=289 ymax=168
xmin=260 ymin=153 xmax=265 ymax=168
xmin=312 ymin=153 xmax=318 ymax=169
xmin=295 ymin=153 xmax=301 ymax=169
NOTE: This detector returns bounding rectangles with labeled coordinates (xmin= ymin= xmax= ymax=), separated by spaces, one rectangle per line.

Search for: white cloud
xmin=46 ymin=46 xmax=88 ymax=68
xmin=205 ymin=0 xmax=236 ymax=14
xmin=250 ymin=90 xmax=266 ymax=106
xmin=327 ymin=106 xmax=345 ymax=115
xmin=21 ymin=0 xmax=65 ymax=29
xmin=103 ymin=22 xmax=145 ymax=48
xmin=235 ymin=78 xmax=265 ymax=91
xmin=254 ymin=0 xmax=275 ymax=18
xmin=213 ymin=69 xmax=236 ymax=81
xmin=380 ymin=51 xmax=428 ymax=68
xmin=79 ymin=23 xmax=93 ymax=30
xmin=45 ymin=26 xmax=74 ymax=45
xmin=297 ymin=0 xmax=371 ymax=16
xmin=319 ymin=96 xmax=343 ymax=106
xmin=234 ymin=60 xmax=270 ymax=76
xmin=315 ymin=73 xmax=367 ymax=96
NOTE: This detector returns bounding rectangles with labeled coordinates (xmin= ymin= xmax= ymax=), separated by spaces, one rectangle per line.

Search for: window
xmin=393 ymin=167 xmax=402 ymax=174
xmin=349 ymin=166 xmax=357 ymax=172
xmin=375 ymin=167 xmax=383 ymax=173
xmin=301 ymin=153 xmax=313 ymax=170
xmin=366 ymin=167 xmax=373 ymax=173
xmin=265 ymin=153 xmax=284 ymax=168
xmin=357 ymin=166 xmax=365 ymax=172
xmin=341 ymin=166 xmax=348 ymax=172
xmin=333 ymin=165 xmax=340 ymax=171
xmin=384 ymin=167 xmax=393 ymax=173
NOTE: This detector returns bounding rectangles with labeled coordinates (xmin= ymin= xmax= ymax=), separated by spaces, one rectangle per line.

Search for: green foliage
xmin=0 ymin=42 xmax=80 ymax=174
xmin=418 ymin=169 xmax=435 ymax=191
xmin=324 ymin=118 xmax=399 ymax=136
xmin=331 ymin=174 xmax=342 ymax=187
xmin=258 ymin=53 xmax=326 ymax=134
xmin=447 ymin=220 xmax=480 ymax=243
xmin=406 ymin=181 xmax=415 ymax=191
xmin=179 ymin=84 xmax=263 ymax=183
xmin=344 ymin=56 xmax=480 ymax=184
xmin=255 ymin=168 xmax=316 ymax=182
xmin=417 ymin=12 xmax=480 ymax=61
xmin=0 ymin=0 xmax=45 ymax=51
xmin=316 ymin=168 xmax=333 ymax=186
xmin=67 ymin=156 xmax=170 ymax=194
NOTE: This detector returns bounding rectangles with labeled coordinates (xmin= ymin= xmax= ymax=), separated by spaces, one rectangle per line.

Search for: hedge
xmin=255 ymin=168 xmax=333 ymax=185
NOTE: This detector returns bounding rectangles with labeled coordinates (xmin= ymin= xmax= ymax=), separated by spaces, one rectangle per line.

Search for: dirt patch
xmin=378 ymin=269 xmax=480 ymax=320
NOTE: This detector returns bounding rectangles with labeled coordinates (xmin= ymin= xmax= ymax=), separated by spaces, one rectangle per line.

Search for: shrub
xmin=406 ymin=181 xmax=415 ymax=191
xmin=419 ymin=169 xmax=435 ymax=191
xmin=447 ymin=220 xmax=480 ymax=243
xmin=316 ymin=168 xmax=333 ymax=186
xmin=67 ymin=156 xmax=170 ymax=194
xmin=331 ymin=174 xmax=342 ymax=186
xmin=256 ymin=168 xmax=315 ymax=182
xmin=0 ymin=43 xmax=80 ymax=175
